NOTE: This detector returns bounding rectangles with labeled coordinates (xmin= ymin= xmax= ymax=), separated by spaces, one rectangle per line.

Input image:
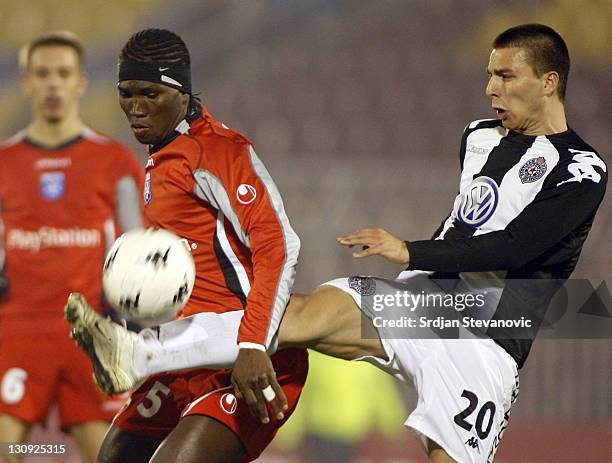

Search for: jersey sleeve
xmin=407 ymin=155 xmax=607 ymax=272
xmin=193 ymin=143 xmax=300 ymax=347
xmin=113 ymin=144 xmax=145 ymax=232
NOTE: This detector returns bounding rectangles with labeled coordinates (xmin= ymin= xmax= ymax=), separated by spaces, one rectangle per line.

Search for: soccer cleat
xmin=64 ymin=292 xmax=141 ymax=394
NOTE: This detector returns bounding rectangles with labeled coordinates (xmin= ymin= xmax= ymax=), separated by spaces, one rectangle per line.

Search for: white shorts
xmin=323 ymin=272 xmax=520 ymax=463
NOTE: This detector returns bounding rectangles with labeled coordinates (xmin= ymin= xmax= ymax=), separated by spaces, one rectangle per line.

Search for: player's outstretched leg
xmin=278 ymin=284 xmax=387 ymax=361
xmin=64 ymin=293 xmax=141 ymax=394
xmin=65 ymin=285 xmax=386 ymax=391
xmin=65 ymin=293 xmax=245 ymax=393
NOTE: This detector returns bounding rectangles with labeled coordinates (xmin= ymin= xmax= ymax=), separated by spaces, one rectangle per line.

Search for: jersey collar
xmin=23 ymin=133 xmax=83 ymax=151
xmin=149 ymin=104 xmax=202 ymax=154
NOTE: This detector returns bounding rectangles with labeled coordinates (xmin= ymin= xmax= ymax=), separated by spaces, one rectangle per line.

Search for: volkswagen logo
xmin=458 ymin=176 xmax=499 ymax=227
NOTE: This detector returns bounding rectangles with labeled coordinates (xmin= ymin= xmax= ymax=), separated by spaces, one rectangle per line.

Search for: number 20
xmin=453 ymin=390 xmax=496 ymax=440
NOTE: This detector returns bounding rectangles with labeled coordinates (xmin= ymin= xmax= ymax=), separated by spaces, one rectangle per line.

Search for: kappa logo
xmin=519 ymin=156 xmax=547 ymax=183
xmin=557 ymin=149 xmax=606 ymax=187
xmin=236 ymin=184 xmax=257 ymax=204
xmin=458 ymin=176 xmax=499 ymax=228
xmin=466 ymin=144 xmax=489 ymax=155
xmin=220 ymin=393 xmax=238 ymax=414
xmin=465 ymin=436 xmax=480 ymax=451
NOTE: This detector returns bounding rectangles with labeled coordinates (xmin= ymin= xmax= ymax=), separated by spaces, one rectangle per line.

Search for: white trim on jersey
xmin=215 ymin=210 xmax=252 ymax=296
xmin=0 ymin=130 xmax=26 ymax=148
xmin=192 ymin=145 xmax=300 ymax=346
xmin=436 ymin=214 xmax=455 ymax=240
xmin=246 ymin=145 xmax=300 ymax=346
xmin=474 ymin=135 xmax=560 ymax=236
xmin=192 ymin=169 xmax=251 ymax=248
xmin=468 ymin=118 xmax=498 ymax=129
xmin=81 ymin=127 xmax=111 ymax=144
xmin=116 ymin=176 xmax=142 ymax=232
xmin=176 ymin=120 xmax=191 ymax=134
xmin=437 ymin=124 xmax=506 ymax=240
xmin=460 ymin=125 xmax=506 ymax=192
xmin=103 ymin=218 xmax=116 ymax=257
xmin=181 ymin=385 xmax=233 ymax=416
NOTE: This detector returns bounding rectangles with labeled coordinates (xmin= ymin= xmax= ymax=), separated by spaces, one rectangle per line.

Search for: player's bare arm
xmin=338 ymin=228 xmax=410 ymax=264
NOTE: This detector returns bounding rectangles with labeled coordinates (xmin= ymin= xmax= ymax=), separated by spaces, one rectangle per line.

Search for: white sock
xmin=133 ymin=310 xmax=278 ymax=377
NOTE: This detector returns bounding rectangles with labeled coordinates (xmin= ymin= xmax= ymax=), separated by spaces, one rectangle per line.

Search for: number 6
xmin=1 ymin=368 xmax=28 ymax=404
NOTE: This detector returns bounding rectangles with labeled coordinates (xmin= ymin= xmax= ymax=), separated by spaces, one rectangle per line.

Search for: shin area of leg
xmin=134 ymin=311 xmax=247 ymax=377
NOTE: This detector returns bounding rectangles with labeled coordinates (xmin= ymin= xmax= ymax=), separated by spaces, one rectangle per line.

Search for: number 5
xmin=137 ymin=381 xmax=170 ymax=418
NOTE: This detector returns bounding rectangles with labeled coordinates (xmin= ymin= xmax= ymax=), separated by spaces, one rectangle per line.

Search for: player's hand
xmin=0 ymin=271 xmax=9 ymax=303
xmin=337 ymin=228 xmax=410 ymax=264
xmin=230 ymin=348 xmax=288 ymax=424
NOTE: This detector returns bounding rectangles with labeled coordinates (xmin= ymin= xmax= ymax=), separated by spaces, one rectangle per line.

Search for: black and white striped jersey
xmin=406 ymin=118 xmax=608 ymax=367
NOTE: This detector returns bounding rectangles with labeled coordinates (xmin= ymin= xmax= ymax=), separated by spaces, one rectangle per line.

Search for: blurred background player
xmin=0 ymin=31 xmax=143 ymax=462
xmin=85 ymin=29 xmax=307 ymax=463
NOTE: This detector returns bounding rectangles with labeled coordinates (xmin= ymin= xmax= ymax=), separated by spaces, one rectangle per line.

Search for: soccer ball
xmin=102 ymin=228 xmax=196 ymax=325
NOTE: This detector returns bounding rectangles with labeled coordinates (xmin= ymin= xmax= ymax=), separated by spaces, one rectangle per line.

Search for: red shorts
xmin=0 ymin=327 xmax=125 ymax=430
xmin=114 ymin=348 xmax=308 ymax=461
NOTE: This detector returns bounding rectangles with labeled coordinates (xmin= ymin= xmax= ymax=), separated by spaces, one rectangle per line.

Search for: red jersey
xmin=0 ymin=128 xmax=143 ymax=333
xmin=143 ymin=106 xmax=300 ymax=346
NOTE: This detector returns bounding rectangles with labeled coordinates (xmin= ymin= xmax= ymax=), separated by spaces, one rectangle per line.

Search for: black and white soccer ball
xmin=102 ymin=228 xmax=196 ymax=325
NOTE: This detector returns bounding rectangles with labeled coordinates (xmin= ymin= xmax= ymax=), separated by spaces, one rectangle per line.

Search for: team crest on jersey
xmin=39 ymin=172 xmax=65 ymax=200
xmin=458 ymin=176 xmax=499 ymax=228
xmin=144 ymin=172 xmax=152 ymax=204
xmin=519 ymin=157 xmax=547 ymax=183
xmin=348 ymin=276 xmax=376 ymax=296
